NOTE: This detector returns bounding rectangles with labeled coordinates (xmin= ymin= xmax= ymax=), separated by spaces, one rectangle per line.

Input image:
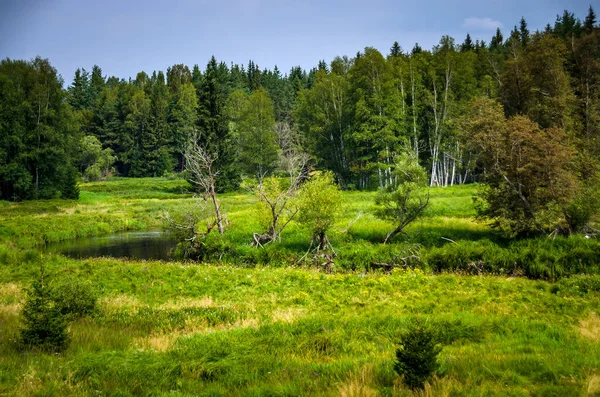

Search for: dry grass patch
xmin=588 ymin=375 xmax=600 ymax=397
xmin=14 ymin=367 xmax=43 ymax=397
xmin=0 ymin=283 xmax=22 ymax=301
xmin=272 ymin=307 xmax=306 ymax=323
xmin=136 ymin=333 xmax=180 ymax=352
xmin=392 ymin=376 xmax=455 ymax=397
xmin=100 ymin=294 xmax=142 ymax=312
xmin=157 ymin=296 xmax=215 ymax=310
xmin=0 ymin=303 xmax=22 ymax=317
xmin=580 ymin=312 xmax=600 ymax=342
xmin=134 ymin=317 xmax=260 ymax=352
xmin=338 ymin=365 xmax=378 ymax=397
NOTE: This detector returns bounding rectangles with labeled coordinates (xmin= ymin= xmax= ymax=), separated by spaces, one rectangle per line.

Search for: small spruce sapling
xmin=20 ymin=264 xmax=69 ymax=351
xmin=394 ymin=321 xmax=442 ymax=389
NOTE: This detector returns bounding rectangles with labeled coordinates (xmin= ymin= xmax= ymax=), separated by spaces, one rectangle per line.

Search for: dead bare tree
xmin=276 ymin=122 xmax=311 ymax=186
xmin=184 ymin=132 xmax=226 ymax=234
xmin=162 ymin=200 xmax=216 ymax=243
xmin=249 ymin=149 xmax=310 ymax=247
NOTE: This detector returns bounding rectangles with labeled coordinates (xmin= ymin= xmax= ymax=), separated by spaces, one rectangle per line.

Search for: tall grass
xmin=0 ymin=258 xmax=598 ymax=395
xmin=1 ymin=177 xmax=600 ymax=394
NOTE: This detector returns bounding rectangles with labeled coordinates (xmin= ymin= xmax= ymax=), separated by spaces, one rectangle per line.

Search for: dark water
xmin=44 ymin=231 xmax=178 ymax=261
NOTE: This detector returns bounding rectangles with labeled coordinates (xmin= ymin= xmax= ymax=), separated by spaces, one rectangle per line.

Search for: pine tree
xmin=554 ymin=10 xmax=582 ymax=38
xmin=317 ymin=60 xmax=329 ymax=72
xmin=584 ymin=6 xmax=597 ymax=32
xmin=490 ymin=28 xmax=504 ymax=51
xmin=124 ymin=86 xmax=151 ymax=176
xmin=411 ymin=43 xmax=423 ymax=54
xmin=461 ymin=33 xmax=474 ymax=52
xmin=191 ymin=64 xmax=202 ymax=89
xmin=145 ymin=71 xmax=171 ymax=176
xmin=89 ymin=65 xmax=105 ymax=108
xmin=20 ymin=264 xmax=69 ymax=351
xmin=196 ymin=56 xmax=240 ymax=192
xmin=68 ymin=68 xmax=91 ymax=110
xmin=519 ymin=17 xmax=530 ymax=47
xmin=247 ymin=60 xmax=261 ymax=91
xmin=390 ymin=41 xmax=403 ymax=57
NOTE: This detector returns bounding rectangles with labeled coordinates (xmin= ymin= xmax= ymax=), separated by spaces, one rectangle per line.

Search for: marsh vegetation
xmin=0 ymin=177 xmax=599 ymax=395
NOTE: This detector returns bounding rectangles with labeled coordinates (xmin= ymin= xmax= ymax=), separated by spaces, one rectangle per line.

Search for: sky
xmin=0 ymin=0 xmax=594 ymax=85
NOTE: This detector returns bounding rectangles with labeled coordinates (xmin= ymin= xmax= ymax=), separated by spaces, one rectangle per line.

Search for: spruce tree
xmin=145 ymin=71 xmax=171 ymax=176
xmin=89 ymin=65 xmax=105 ymax=108
xmin=584 ymin=6 xmax=597 ymax=32
xmin=68 ymin=68 xmax=91 ymax=110
xmin=519 ymin=17 xmax=530 ymax=47
xmin=461 ymin=33 xmax=474 ymax=52
xmin=20 ymin=264 xmax=69 ymax=352
xmin=196 ymin=56 xmax=240 ymax=192
xmin=490 ymin=28 xmax=504 ymax=51
xmin=411 ymin=43 xmax=423 ymax=54
xmin=390 ymin=41 xmax=403 ymax=57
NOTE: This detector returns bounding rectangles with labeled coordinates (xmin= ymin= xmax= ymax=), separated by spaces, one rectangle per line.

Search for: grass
xmin=0 ymin=260 xmax=599 ymax=395
xmin=0 ymin=177 xmax=599 ymax=395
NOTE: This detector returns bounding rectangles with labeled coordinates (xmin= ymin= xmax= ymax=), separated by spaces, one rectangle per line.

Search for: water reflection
xmin=45 ymin=231 xmax=178 ymax=261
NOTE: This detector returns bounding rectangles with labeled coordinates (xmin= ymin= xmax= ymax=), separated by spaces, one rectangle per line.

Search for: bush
xmin=50 ymin=278 xmax=98 ymax=320
xmin=84 ymin=164 xmax=102 ymax=181
xmin=394 ymin=321 xmax=442 ymax=389
xmin=20 ymin=268 xmax=69 ymax=351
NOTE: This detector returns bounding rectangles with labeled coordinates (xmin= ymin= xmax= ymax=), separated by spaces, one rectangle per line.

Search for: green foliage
xmin=236 ymin=88 xmax=279 ymax=180
xmin=49 ymin=277 xmax=98 ymax=320
xmin=394 ymin=321 xmax=442 ymax=389
xmin=196 ymin=56 xmax=240 ymax=192
xmin=0 ymin=57 xmax=81 ymax=201
xmin=19 ymin=266 xmax=70 ymax=351
xmin=565 ymin=175 xmax=600 ymax=232
xmin=245 ymin=176 xmax=299 ymax=244
xmin=375 ymin=151 xmax=429 ymax=242
xmin=61 ymin=165 xmax=80 ymax=200
xmin=463 ymin=98 xmax=580 ymax=236
xmin=294 ymin=69 xmax=352 ymax=187
xmin=297 ymin=172 xmax=342 ymax=248
xmin=426 ymin=237 xmax=600 ymax=280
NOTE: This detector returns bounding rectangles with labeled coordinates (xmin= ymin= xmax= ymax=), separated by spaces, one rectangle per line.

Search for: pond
xmin=44 ymin=231 xmax=179 ymax=261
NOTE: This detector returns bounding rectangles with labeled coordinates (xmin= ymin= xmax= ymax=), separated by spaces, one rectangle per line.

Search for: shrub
xmin=50 ymin=277 xmax=98 ymax=320
xmin=374 ymin=151 xmax=429 ymax=243
xmin=20 ymin=267 xmax=69 ymax=351
xmin=297 ymin=171 xmax=342 ymax=251
xmin=394 ymin=321 xmax=442 ymax=389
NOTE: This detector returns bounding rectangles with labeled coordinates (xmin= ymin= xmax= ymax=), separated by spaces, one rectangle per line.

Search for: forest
xmin=1 ymin=9 xmax=598 ymax=199
xmin=0 ymin=8 xmax=600 ymax=396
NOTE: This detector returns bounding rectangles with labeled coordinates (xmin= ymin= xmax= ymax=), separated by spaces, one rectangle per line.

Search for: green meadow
xmin=1 ymin=177 xmax=599 ymax=396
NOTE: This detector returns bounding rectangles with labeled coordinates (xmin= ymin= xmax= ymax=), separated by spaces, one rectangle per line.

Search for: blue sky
xmin=0 ymin=0 xmax=593 ymax=85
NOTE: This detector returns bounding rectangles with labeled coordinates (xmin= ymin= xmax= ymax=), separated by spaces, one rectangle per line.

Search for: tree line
xmin=1 ymin=9 xmax=598 ymax=228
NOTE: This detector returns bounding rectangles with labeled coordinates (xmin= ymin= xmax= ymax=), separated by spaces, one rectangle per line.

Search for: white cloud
xmin=463 ymin=17 xmax=503 ymax=30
